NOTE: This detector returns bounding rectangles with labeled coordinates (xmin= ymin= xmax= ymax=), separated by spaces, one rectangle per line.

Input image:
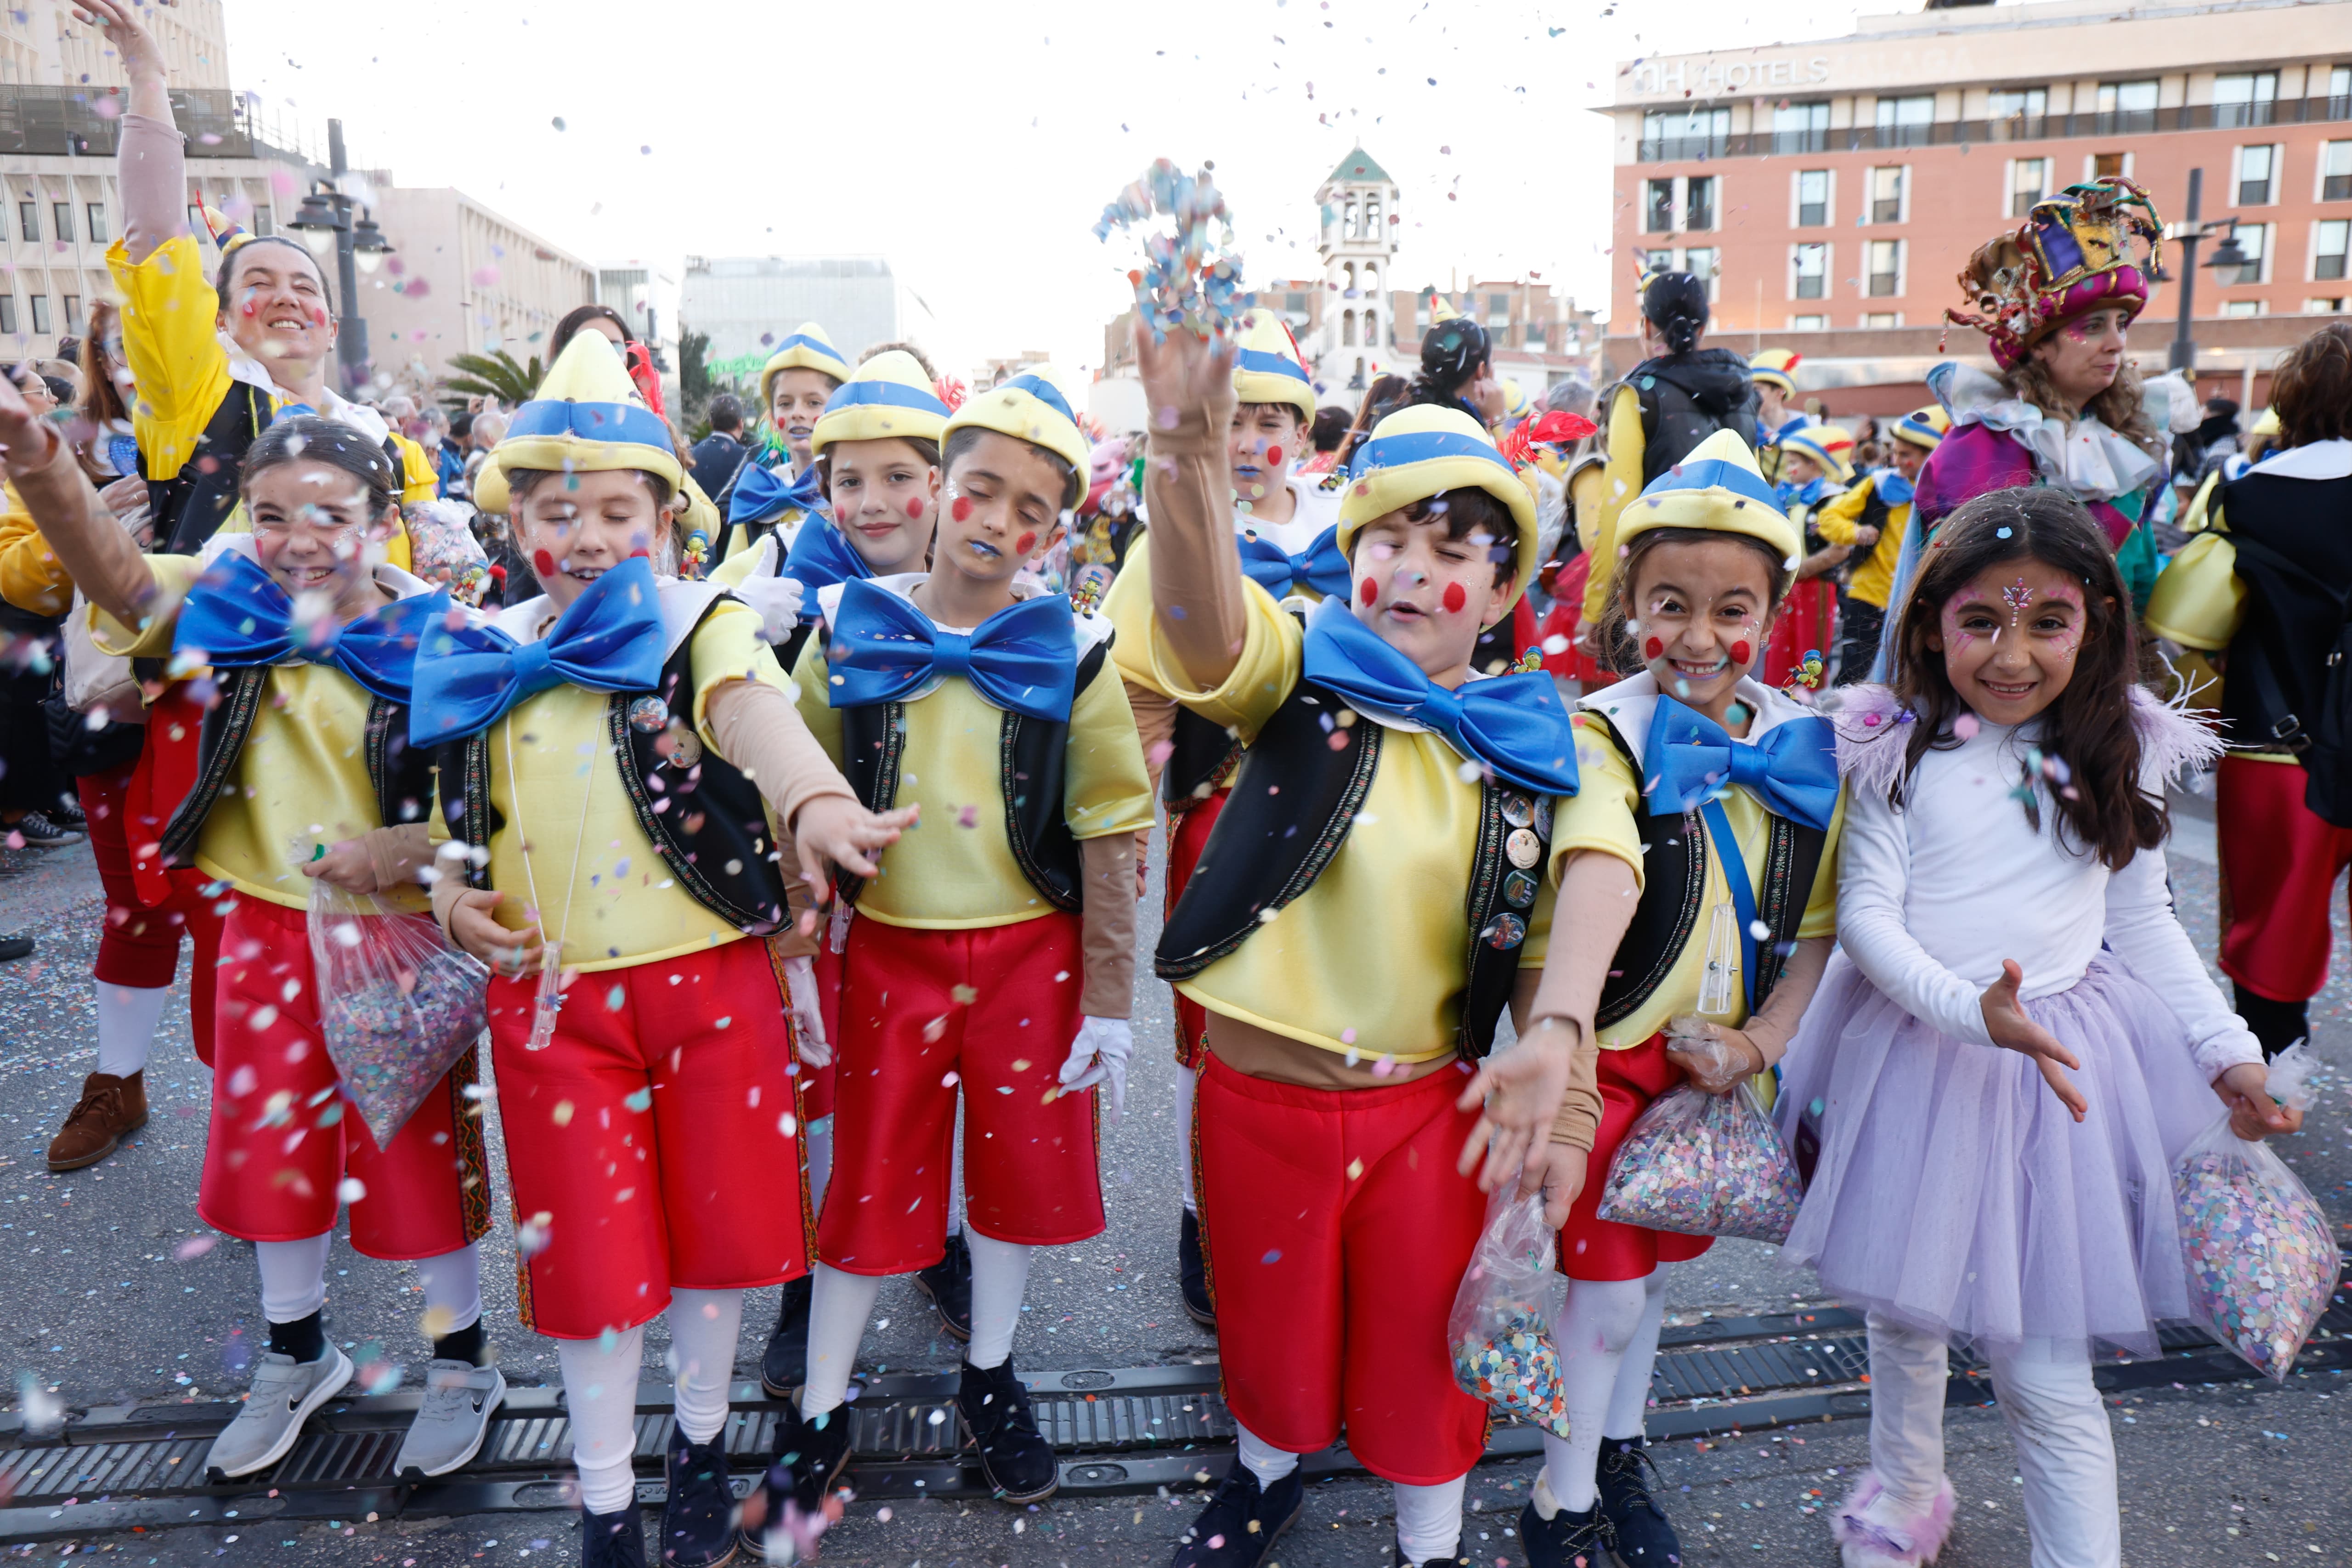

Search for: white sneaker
xmin=204 ymin=1347 xmax=354 ymax=1479
xmin=395 ymin=1359 xmax=507 ymax=1477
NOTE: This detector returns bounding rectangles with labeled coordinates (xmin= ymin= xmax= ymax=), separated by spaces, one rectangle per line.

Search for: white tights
xmin=1539 ymin=1270 xmax=1668 ymax=1512
xmin=95 ymin=982 xmax=169 ymax=1079
xmin=799 ymin=1230 xmax=1033 ymax=1417
xmin=1176 ymin=1062 xmax=1198 ymax=1214
xmin=1235 ymin=1422 xmax=1465 ymax=1561
xmin=1865 ymin=1314 xmax=2119 ymax=1568
xmin=254 ymin=1235 xmax=481 ymax=1336
xmin=560 ymin=1287 xmax=746 ymax=1516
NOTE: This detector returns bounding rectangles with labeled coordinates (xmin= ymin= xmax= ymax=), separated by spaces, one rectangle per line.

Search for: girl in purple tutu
xmin=1778 ymin=487 xmax=2301 ymax=1568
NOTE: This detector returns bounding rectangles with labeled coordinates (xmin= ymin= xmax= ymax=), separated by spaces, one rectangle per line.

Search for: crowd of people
xmin=0 ymin=6 xmax=2345 ymax=1568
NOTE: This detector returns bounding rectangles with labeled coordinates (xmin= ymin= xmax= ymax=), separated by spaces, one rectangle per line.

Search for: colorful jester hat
xmin=1945 ymin=177 xmax=2165 ymax=369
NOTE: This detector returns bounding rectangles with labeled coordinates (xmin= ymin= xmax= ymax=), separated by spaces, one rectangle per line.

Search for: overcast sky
xmin=220 ymin=0 xmax=1878 ymax=378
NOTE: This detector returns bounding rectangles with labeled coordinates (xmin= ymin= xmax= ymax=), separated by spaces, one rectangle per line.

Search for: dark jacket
xmin=1619 ymin=349 xmax=1759 ymax=486
xmin=2216 ymin=459 xmax=2352 ymax=753
xmin=689 ymin=432 xmax=752 ymax=504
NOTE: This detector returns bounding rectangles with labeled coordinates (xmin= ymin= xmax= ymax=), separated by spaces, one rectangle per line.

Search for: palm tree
xmin=441 ymin=350 xmax=543 ymax=411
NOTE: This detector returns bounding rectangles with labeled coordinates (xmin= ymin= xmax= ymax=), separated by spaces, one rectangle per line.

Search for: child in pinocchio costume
xmin=1815 ymin=406 xmax=1949 ymax=685
xmin=414 ymin=334 xmax=910 ymax=1568
xmin=1134 ymin=324 xmax=1606 ymax=1568
xmin=0 ymin=404 xmax=503 ymax=1485
xmin=712 ymin=321 xmax=856 ymax=563
xmin=1524 ymin=429 xmax=1846 ymax=1567
xmin=1764 ymin=423 xmax=1854 ymax=691
xmin=1100 ymin=308 xmax=1344 ymax=1325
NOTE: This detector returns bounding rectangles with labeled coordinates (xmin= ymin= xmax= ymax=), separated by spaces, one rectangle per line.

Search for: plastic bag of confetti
xmin=2172 ymin=1045 xmax=2331 ymax=1382
xmin=308 ymin=876 xmax=489 ymax=1148
xmin=1596 ymin=1082 xmax=1804 ymax=1244
xmin=1447 ymin=1190 xmax=1572 ymax=1437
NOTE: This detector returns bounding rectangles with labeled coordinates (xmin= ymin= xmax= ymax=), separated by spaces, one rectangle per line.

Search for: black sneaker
xmin=11 ymin=812 xmax=83 ymax=849
xmin=913 ymin=1231 xmax=973 ymax=1342
xmin=659 ymin=1427 xmax=739 ymax=1568
xmin=1393 ymin=1539 xmax=1469 ymax=1567
xmin=956 ymin=1359 xmax=1056 ymax=1503
xmin=1518 ymin=1497 xmax=1613 ymax=1568
xmin=1172 ymin=1461 xmax=1303 ymax=1567
xmin=760 ymin=1275 xmax=812 ymax=1398
xmin=1596 ymin=1436 xmax=1681 ymax=1565
xmin=738 ymin=1402 xmax=853 ymax=1562
xmin=582 ymin=1506 xmax=649 ymax=1568
xmin=49 ymin=796 xmax=85 ymax=831
xmin=1179 ymin=1210 xmax=1214 ymax=1327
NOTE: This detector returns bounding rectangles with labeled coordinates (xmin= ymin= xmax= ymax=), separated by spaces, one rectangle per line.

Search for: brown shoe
xmin=47 ymin=1070 xmax=148 ymax=1171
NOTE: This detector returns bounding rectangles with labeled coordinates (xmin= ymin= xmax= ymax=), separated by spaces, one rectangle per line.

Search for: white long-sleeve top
xmin=1833 ymin=691 xmax=2261 ymax=1079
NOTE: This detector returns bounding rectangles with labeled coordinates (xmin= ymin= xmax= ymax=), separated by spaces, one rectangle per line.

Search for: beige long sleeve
xmin=1079 ymin=831 xmax=1138 ymax=1018
xmin=707 ymin=675 xmax=862 ymax=957
xmin=1144 ymin=397 xmax=1250 ymax=693
xmin=9 ymin=432 xmax=157 ymax=630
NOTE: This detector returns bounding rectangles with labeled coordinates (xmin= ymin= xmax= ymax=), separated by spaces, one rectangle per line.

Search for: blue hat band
xmin=772 ymin=333 xmax=850 ymax=373
xmin=507 ymin=399 xmax=674 ymax=452
xmin=1236 ymin=347 xmax=1312 ymax=385
xmin=1002 ymin=373 xmax=1076 ymax=426
xmin=1648 ymin=455 xmax=1783 ymax=511
xmin=1350 ymin=429 xmax=1512 ymax=481
xmin=825 ymin=378 xmax=951 ymax=419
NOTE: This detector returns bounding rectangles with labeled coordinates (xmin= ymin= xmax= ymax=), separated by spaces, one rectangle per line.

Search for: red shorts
xmin=1194 ymin=1052 xmax=1489 ymax=1485
xmin=2218 ymin=755 xmax=2352 ymax=1002
xmin=487 ymin=936 xmax=812 ymax=1340
xmin=198 ymin=895 xmax=491 ymax=1258
xmin=79 ymin=764 xmax=225 ymax=1064
xmin=821 ymin=913 xmax=1101 ymax=1274
xmin=1762 ymin=578 xmax=1837 ymax=690
xmin=1558 ymin=1034 xmax=1714 ymax=1281
xmin=1164 ymin=789 xmax=1229 ymax=1070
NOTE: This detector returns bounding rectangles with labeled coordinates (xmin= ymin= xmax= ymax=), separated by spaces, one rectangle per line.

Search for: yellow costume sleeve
xmin=0 ymin=481 xmax=73 ymax=616
xmin=1581 ymin=384 xmax=1646 ymax=624
xmin=107 ymin=234 xmax=235 ymax=486
xmin=1144 ymin=574 xmax=1301 ymax=742
xmin=1064 ymin=656 xmax=1156 ymax=839
xmin=1569 ymin=463 xmax=1607 ymax=554
xmin=687 ymin=598 xmax=795 ymax=744
xmin=88 ymin=554 xmax=200 ymax=657
xmin=1546 ymin=713 xmax=1647 ymax=888
xmin=1813 ymin=479 xmax=1870 ymax=547
xmin=2177 ymin=470 xmax=2222 ymax=537
xmin=394 ymin=434 xmax=439 ymax=506
xmin=2143 ymin=528 xmax=2244 ymax=651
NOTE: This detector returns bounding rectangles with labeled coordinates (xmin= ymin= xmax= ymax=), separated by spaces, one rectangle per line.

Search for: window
xmin=2011 ymin=158 xmax=2050 ymax=216
xmin=84 ymin=202 xmax=105 ymax=243
xmin=250 ymin=204 xmax=273 ymax=238
xmin=1645 ymin=179 xmax=1676 ymax=234
xmin=1642 ymin=249 xmax=1675 ymax=275
xmin=1341 ymin=310 xmax=1357 ymax=347
xmin=62 ymin=295 xmax=79 ymax=332
xmin=17 ymin=202 xmax=36 ymax=242
xmin=1683 ymin=249 xmax=1718 ymax=296
xmin=2222 ymin=300 xmax=2264 ymax=317
xmin=2318 ymin=220 xmax=2350 ymax=281
xmin=29 ymin=294 xmax=49 ymax=334
xmin=185 ymin=202 xmax=205 ymax=236
xmin=0 ymin=297 xmax=14 ymax=334
xmin=1874 ymin=94 xmax=1934 ymax=147
xmin=1641 ymin=107 xmax=1730 ymax=158
xmin=2229 ymin=222 xmax=2269 ymax=284
xmin=1863 ymin=312 xmax=1901 ymax=328
xmin=1366 ymin=309 xmax=1380 ymax=345
xmin=1868 ymin=239 xmax=1902 ymax=296
xmin=1283 ymin=290 xmax=1308 ymax=317
xmin=1797 ymin=170 xmax=1829 ymax=227
xmin=2326 ymin=142 xmax=2352 ymax=202
xmin=1486 ymin=292 xmax=1511 ymax=326
xmin=2333 ymin=66 xmax=2352 ymax=113
xmin=2214 ymin=71 xmax=2278 ymax=128
xmin=1773 ymin=101 xmax=1829 ymax=154
xmin=1794 ymin=243 xmax=1829 ymax=300
xmin=1869 ymin=167 xmax=1904 ymax=225
xmin=2097 ymin=79 xmax=2159 ymax=130
xmin=2306 ymin=297 xmax=2346 ymax=313
xmin=1524 ymin=322 xmax=1546 ymax=349
xmin=50 ymin=201 xmax=71 ymax=243
xmin=1686 ymin=176 xmax=1717 ymax=232
xmin=2237 ymin=145 xmax=2278 ymax=206
xmin=1789 ymin=314 xmax=1828 ymax=331
xmin=2094 ymin=152 xmax=2128 ymax=179
xmin=1989 ymin=87 xmax=2048 ymax=121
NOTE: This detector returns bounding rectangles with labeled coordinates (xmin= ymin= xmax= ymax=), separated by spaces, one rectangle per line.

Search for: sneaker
xmin=1179 ymin=1209 xmax=1214 ymax=1327
xmin=49 ymin=796 xmax=85 ymax=830
xmin=760 ymin=1275 xmax=812 ymax=1398
xmin=47 ymin=1069 xmax=147 ymax=1172
xmin=912 ymin=1232 xmax=973 ymax=1342
xmin=1830 ymin=1471 xmax=1956 ymax=1568
xmin=11 ymin=811 xmax=84 ymax=849
xmin=1596 ymin=1436 xmax=1682 ymax=1564
xmin=1518 ymin=1488 xmax=1614 ymax=1568
xmin=738 ymin=1402 xmax=853 ymax=1562
xmin=1171 ymin=1461 xmax=1303 ymax=1567
xmin=394 ymin=1359 xmax=506 ymax=1478
xmin=955 ymin=1359 xmax=1056 ymax=1503
xmin=1393 ymin=1540 xmax=1470 ymax=1567
xmin=203 ymin=1346 xmax=354 ymax=1479
xmin=659 ymin=1426 xmax=740 ymax=1568
xmin=583 ymin=1506 xmax=650 ymax=1568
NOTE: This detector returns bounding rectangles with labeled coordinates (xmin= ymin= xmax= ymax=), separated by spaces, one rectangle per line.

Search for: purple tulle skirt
xmin=1775 ymin=953 xmax=2221 ymax=1358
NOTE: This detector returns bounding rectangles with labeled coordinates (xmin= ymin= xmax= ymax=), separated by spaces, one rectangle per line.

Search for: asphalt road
xmin=3 ymin=783 xmax=2349 ymax=1567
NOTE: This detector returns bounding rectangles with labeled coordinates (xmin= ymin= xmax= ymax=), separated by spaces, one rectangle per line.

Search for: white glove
xmin=731 ymin=535 xmax=806 ymax=647
xmin=1058 ymin=1016 xmax=1133 ymax=1121
xmin=782 ymin=955 xmax=831 ymax=1069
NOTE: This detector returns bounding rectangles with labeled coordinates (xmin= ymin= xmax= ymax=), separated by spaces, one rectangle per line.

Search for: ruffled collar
xmin=1928 ymin=362 xmax=2159 ymax=504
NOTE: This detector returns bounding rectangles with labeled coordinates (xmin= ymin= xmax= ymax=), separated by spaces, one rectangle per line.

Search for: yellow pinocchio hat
xmin=811 ymin=350 xmax=953 ymax=457
xmin=1749 ymin=348 xmax=1803 ymax=394
xmin=758 ymin=322 xmax=853 ymax=408
xmin=944 ymin=363 xmax=1091 ymax=509
xmin=1891 ymin=405 xmax=1951 ymax=450
xmin=1230 ymin=310 xmax=1317 ymax=422
xmin=474 ymin=332 xmax=683 ymax=515
xmin=1337 ymin=404 xmax=1542 ymax=611
xmin=1778 ymin=424 xmax=1853 ymax=485
xmin=1616 ymin=427 xmax=1802 ymax=577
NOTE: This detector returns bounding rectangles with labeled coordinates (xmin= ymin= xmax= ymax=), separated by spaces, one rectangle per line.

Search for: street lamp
xmin=2165 ymin=167 xmax=2247 ymax=375
xmin=281 ymin=119 xmax=393 ymax=396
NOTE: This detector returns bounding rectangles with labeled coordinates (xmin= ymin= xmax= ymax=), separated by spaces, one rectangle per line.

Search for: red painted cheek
xmin=532 ymin=549 xmax=557 ymax=577
xmin=309 ymin=304 xmax=328 ymax=327
xmin=905 ymin=498 xmax=925 ymax=518
xmin=1358 ymin=577 xmax=1379 ymax=606
xmin=1643 ymin=636 xmax=1664 ymax=661
xmin=1442 ymin=581 xmax=1467 ymax=613
xmin=1015 ymin=531 xmax=1037 ymax=556
xmin=1731 ymin=640 xmax=1753 ymax=666
xmin=950 ymin=496 xmax=972 ymax=523
xmin=239 ymin=300 xmax=257 ymax=318
xmin=1266 ymin=445 xmax=1283 ymax=467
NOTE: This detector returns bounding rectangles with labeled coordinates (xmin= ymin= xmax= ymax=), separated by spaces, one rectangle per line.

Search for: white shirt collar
xmin=2253 ymin=438 xmax=2352 ymax=482
xmin=492 ymin=575 xmax=720 ymax=661
xmin=1578 ymin=668 xmax=1818 ymax=770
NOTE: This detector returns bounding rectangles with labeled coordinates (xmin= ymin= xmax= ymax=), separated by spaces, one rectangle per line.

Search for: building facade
xmin=1603 ymin=0 xmax=2352 ymax=411
xmin=682 ymin=256 xmax=938 ymax=383
xmin=357 ymin=187 xmax=597 ymax=393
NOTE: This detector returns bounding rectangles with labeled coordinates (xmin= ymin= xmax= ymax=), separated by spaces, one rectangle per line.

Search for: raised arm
xmin=0 ymin=375 xmax=153 ymax=627
xmin=1133 ymin=320 xmax=1246 ymax=691
xmin=80 ymin=0 xmax=184 ymax=263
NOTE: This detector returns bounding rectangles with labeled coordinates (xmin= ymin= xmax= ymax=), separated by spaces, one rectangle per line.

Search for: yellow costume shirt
xmin=1146 ymin=582 xmax=1568 ymax=1063
xmin=792 ymin=577 xmax=1156 ymax=930
xmin=1581 ymin=383 xmax=1647 ymax=624
xmin=1815 ymin=476 xmax=1909 ymax=610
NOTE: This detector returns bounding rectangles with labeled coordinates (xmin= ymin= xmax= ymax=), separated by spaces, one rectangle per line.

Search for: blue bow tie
xmin=1643 ymin=697 xmax=1839 ymax=832
xmin=173 ymin=551 xmax=424 ymax=704
xmin=407 ymin=556 xmax=667 ymax=744
xmin=1874 ymin=470 xmax=1916 ymax=508
xmin=1299 ymin=597 xmax=1578 ymax=797
xmin=730 ymin=458 xmax=828 ymax=528
xmin=1778 ymin=476 xmax=1828 ymax=509
xmin=1237 ymin=524 xmax=1351 ymax=601
xmin=781 ymin=518 xmax=876 ymax=622
xmin=825 ymin=578 xmax=1076 ymax=723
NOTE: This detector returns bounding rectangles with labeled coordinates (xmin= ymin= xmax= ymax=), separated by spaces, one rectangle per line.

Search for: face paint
xmin=1730 ymin=640 xmax=1752 ymax=666
xmin=309 ymin=304 xmax=329 ymax=328
xmin=2001 ymin=577 xmax=2033 ymax=622
xmin=950 ymin=495 xmax=972 ymax=523
xmin=905 ymin=498 xmax=924 ymax=518
xmin=1266 ymin=446 xmax=1283 ymax=467
xmin=532 ymin=548 xmax=557 ymax=578
xmin=1358 ymin=577 xmax=1379 ymax=606
xmin=1644 ymin=636 xmax=1665 ymax=661
xmin=1014 ymin=531 xmax=1037 ymax=556
xmin=1442 ymin=581 xmax=1467 ymax=613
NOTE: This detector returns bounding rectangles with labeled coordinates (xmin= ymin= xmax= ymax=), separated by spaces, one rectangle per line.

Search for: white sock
xmin=415 ymin=1243 xmax=482 ymax=1339
xmin=1602 ymin=1270 xmax=1668 ymax=1439
xmin=805 ymin=1114 xmax=834 ymax=1221
xmin=1236 ymin=1421 xmax=1300 ymax=1488
xmin=668 ymin=1287 xmax=744 ymax=1445
xmin=947 ymin=1126 xmax=966 ymax=1235
xmin=559 ymin=1326 xmax=646 ymax=1516
xmin=1176 ymin=1062 xmax=1199 ymax=1214
xmin=1394 ymin=1475 xmax=1467 ymax=1562
xmin=798 ymin=1263 xmax=883 ymax=1417
xmin=95 ymin=982 xmax=168 ymax=1079
xmin=1543 ymin=1275 xmax=1651 ymax=1512
xmin=255 ymin=1232 xmax=334 ymax=1326
xmin=964 ymin=1230 xmax=1032 ymax=1371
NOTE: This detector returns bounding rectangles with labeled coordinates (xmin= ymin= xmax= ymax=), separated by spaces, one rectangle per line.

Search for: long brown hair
xmin=1880 ymin=486 xmax=2164 ymax=871
xmin=2270 ymin=321 xmax=2352 ymax=450
xmin=2002 ymin=345 xmax=2159 ymax=454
